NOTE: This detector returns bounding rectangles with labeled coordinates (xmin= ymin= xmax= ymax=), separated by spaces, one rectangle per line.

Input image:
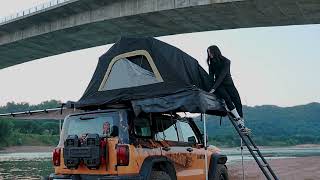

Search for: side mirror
xmin=188 ymin=136 xmax=197 ymax=144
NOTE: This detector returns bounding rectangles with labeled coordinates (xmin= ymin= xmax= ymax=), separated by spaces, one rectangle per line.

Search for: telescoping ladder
xmin=227 ymin=113 xmax=279 ymax=180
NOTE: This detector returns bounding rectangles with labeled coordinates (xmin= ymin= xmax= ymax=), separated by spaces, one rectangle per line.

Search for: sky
xmin=0 ymin=1 xmax=319 ymax=107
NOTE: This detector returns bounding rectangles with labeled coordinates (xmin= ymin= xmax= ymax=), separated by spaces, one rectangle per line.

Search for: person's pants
xmin=215 ymin=84 xmax=243 ymax=117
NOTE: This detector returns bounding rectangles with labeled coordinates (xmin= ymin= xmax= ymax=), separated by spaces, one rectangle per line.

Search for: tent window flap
xmin=99 ymin=50 xmax=163 ymax=91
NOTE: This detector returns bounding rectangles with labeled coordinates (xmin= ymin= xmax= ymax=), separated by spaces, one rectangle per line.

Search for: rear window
xmin=58 ymin=111 xmax=128 ymax=146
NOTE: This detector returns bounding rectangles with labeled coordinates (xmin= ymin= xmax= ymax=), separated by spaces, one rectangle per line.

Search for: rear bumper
xmin=49 ymin=173 xmax=143 ymax=180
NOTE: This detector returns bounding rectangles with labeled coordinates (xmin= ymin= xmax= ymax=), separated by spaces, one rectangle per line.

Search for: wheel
xmin=150 ymin=171 xmax=172 ymax=180
xmin=211 ymin=164 xmax=229 ymax=180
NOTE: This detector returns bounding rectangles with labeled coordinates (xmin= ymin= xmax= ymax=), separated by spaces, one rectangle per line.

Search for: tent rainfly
xmin=74 ymin=37 xmax=227 ymax=116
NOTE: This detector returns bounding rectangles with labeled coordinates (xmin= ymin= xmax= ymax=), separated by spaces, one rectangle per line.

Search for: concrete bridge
xmin=0 ymin=0 xmax=319 ymax=69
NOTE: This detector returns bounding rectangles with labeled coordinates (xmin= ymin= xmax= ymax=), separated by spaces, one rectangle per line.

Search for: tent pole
xmin=59 ymin=119 xmax=61 ymax=134
xmin=241 ymin=138 xmax=245 ymax=180
xmin=203 ymin=113 xmax=208 ymax=180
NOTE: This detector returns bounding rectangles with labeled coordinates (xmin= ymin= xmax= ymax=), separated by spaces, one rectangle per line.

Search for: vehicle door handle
xmin=186 ymin=147 xmax=193 ymax=152
xmin=162 ymin=147 xmax=171 ymax=151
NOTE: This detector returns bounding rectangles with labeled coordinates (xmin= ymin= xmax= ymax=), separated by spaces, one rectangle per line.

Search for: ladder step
xmin=241 ymin=132 xmax=250 ymax=136
xmin=228 ymin=114 xmax=279 ymax=179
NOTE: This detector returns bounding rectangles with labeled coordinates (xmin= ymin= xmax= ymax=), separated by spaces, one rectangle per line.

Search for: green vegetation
xmin=195 ymin=102 xmax=320 ymax=147
xmin=0 ymin=100 xmax=319 ymax=148
xmin=0 ymin=100 xmax=61 ymax=148
xmin=0 ymin=100 xmax=62 ymax=114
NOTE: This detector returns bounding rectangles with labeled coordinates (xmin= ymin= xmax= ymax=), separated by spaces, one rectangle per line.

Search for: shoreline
xmin=0 ymin=146 xmax=55 ymax=153
xmin=0 ymin=144 xmax=320 ymax=153
xmin=220 ymin=143 xmax=320 ymax=150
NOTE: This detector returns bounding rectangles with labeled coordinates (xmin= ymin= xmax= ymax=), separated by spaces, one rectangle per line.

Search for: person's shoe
xmin=233 ymin=117 xmax=251 ymax=134
xmin=239 ymin=126 xmax=251 ymax=135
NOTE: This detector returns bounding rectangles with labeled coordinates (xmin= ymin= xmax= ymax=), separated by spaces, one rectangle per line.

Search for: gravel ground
xmin=228 ymin=156 xmax=320 ymax=180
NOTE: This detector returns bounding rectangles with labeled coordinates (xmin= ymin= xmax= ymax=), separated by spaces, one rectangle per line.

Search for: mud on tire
xmin=150 ymin=171 xmax=171 ymax=180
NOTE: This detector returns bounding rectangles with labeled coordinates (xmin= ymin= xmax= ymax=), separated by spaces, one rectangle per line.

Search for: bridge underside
xmin=0 ymin=0 xmax=319 ymax=69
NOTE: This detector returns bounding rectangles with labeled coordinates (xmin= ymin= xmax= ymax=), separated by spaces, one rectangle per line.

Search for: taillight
xmin=52 ymin=148 xmax=61 ymax=166
xmin=116 ymin=145 xmax=129 ymax=166
xmin=100 ymin=138 xmax=107 ymax=165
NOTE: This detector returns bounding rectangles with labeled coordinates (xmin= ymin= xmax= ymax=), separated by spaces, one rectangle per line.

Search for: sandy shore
xmin=228 ymin=156 xmax=320 ymax=180
xmin=0 ymin=146 xmax=55 ymax=153
xmin=1 ymin=146 xmax=320 ymax=179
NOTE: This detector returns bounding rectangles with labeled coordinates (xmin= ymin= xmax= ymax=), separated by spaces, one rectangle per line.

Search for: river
xmin=0 ymin=146 xmax=320 ymax=179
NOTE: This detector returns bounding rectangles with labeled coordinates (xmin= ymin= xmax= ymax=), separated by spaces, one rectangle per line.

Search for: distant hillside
xmin=0 ymin=101 xmax=319 ymax=148
xmin=195 ymin=102 xmax=320 ymax=147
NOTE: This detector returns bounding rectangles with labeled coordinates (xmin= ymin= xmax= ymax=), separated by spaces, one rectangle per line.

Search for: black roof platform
xmin=131 ymin=87 xmax=227 ymax=116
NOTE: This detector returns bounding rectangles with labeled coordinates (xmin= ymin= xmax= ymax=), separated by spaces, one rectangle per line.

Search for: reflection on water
xmin=0 ymin=160 xmax=52 ymax=180
xmin=0 ymin=147 xmax=320 ymax=179
xmin=0 ymin=152 xmax=52 ymax=179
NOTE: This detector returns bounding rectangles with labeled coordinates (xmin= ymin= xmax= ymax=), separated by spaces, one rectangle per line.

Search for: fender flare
xmin=208 ymin=153 xmax=228 ymax=178
xmin=139 ymin=155 xmax=177 ymax=180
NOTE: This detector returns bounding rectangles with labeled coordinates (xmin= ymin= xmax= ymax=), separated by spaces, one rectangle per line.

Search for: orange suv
xmin=49 ymin=108 xmax=228 ymax=180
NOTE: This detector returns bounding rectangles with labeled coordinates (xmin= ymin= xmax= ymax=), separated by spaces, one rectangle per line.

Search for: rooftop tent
xmin=75 ymin=37 xmax=227 ymax=116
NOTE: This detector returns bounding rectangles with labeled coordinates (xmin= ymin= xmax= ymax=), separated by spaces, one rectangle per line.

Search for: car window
xmin=178 ymin=121 xmax=198 ymax=143
xmin=154 ymin=118 xmax=179 ymax=142
xmin=134 ymin=116 xmax=152 ymax=137
xmin=65 ymin=113 xmax=119 ymax=138
xmin=58 ymin=111 xmax=129 ymax=146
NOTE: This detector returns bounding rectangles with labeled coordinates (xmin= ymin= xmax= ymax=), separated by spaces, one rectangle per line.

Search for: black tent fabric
xmin=131 ymin=88 xmax=226 ymax=116
xmin=75 ymin=37 xmax=226 ymax=116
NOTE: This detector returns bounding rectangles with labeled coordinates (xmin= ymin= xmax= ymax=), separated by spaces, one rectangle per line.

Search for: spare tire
xmin=150 ymin=171 xmax=171 ymax=180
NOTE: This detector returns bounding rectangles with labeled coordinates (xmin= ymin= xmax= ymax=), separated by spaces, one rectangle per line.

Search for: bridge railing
xmin=0 ymin=0 xmax=71 ymax=25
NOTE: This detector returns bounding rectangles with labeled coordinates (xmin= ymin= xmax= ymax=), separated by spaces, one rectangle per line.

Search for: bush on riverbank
xmin=0 ymin=123 xmax=59 ymax=148
xmin=8 ymin=133 xmax=59 ymax=146
xmin=0 ymin=119 xmax=14 ymax=147
xmin=0 ymin=100 xmax=61 ymax=148
xmin=0 ymin=119 xmax=60 ymax=148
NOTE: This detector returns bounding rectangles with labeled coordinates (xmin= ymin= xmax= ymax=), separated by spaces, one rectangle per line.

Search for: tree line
xmin=0 ymin=100 xmax=319 ymax=148
xmin=0 ymin=100 xmax=61 ymax=147
xmin=195 ymin=102 xmax=320 ymax=147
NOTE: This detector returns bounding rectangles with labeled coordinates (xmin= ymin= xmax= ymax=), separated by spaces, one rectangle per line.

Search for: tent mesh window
xmin=101 ymin=55 xmax=161 ymax=90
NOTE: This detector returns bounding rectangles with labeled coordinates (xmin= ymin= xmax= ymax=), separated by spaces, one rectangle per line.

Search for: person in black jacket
xmin=207 ymin=45 xmax=250 ymax=133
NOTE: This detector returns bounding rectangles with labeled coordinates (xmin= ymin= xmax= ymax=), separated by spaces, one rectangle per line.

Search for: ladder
xmin=227 ymin=114 xmax=279 ymax=180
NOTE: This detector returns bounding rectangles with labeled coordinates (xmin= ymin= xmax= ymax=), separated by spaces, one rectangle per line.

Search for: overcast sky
xmin=0 ymin=1 xmax=319 ymax=107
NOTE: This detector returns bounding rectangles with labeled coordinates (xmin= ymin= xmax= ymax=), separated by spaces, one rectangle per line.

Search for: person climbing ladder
xmin=207 ymin=45 xmax=250 ymax=133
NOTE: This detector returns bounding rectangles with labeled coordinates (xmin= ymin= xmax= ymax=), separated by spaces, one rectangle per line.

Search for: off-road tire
xmin=211 ymin=164 xmax=229 ymax=180
xmin=150 ymin=171 xmax=171 ymax=180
